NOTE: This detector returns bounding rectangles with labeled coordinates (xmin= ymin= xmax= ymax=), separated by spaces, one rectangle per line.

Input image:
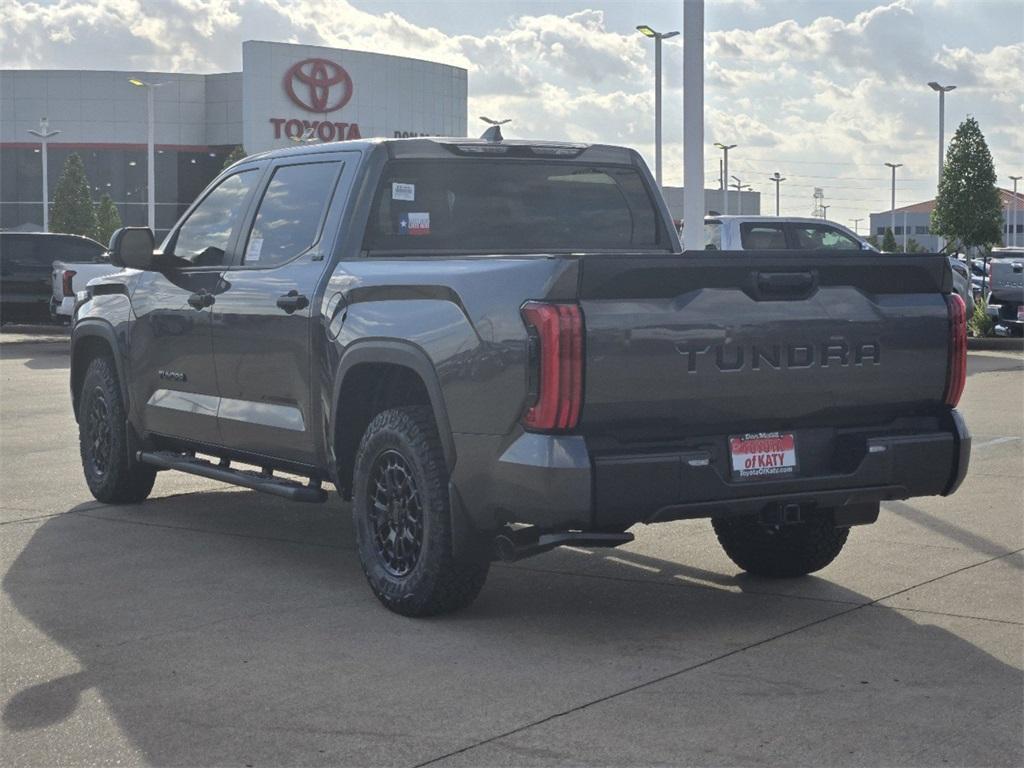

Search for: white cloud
xmin=0 ymin=0 xmax=1021 ymax=219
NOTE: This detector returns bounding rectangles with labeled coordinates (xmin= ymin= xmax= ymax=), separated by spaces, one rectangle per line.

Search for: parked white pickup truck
xmin=698 ymin=216 xmax=973 ymax=315
xmin=50 ymin=237 xmax=119 ymax=321
xmin=701 ymin=216 xmax=875 ymax=252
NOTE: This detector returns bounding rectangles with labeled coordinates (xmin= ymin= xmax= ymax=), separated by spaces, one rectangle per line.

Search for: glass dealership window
xmin=0 ymin=146 xmax=226 ymax=235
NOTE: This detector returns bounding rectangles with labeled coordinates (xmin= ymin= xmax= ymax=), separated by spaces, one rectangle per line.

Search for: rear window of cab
xmin=363 ymin=159 xmax=670 ymax=254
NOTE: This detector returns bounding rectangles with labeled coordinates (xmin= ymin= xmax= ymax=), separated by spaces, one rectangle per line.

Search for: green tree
xmin=865 ymin=234 xmax=880 ymax=249
xmin=904 ymin=237 xmax=926 ymax=253
xmin=222 ymin=145 xmax=246 ymax=170
xmin=931 ymin=116 xmax=1003 ymax=252
xmin=881 ymin=227 xmax=899 ymax=252
xmin=94 ymin=194 xmax=122 ymax=246
xmin=50 ymin=153 xmax=98 ymax=237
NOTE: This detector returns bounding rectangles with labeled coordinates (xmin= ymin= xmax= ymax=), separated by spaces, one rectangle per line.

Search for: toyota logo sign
xmin=283 ymin=58 xmax=354 ymax=113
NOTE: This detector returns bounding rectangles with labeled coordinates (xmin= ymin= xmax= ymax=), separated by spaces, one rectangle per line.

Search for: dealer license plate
xmin=729 ymin=432 xmax=798 ymax=481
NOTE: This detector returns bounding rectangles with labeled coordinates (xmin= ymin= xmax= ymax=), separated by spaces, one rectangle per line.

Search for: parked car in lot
xmin=947 ymin=257 xmax=976 ymax=317
xmin=51 ymin=241 xmax=119 ymax=321
xmin=0 ymin=232 xmax=106 ymax=323
xmin=70 ymin=137 xmax=970 ymax=617
xmin=701 ymin=216 xmax=875 ymax=252
xmin=987 ymin=247 xmax=1024 ymax=336
xmin=700 ymin=216 xmax=975 ymax=314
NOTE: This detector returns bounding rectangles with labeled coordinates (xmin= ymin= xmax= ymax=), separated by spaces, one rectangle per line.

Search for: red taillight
xmin=61 ymin=270 xmax=77 ymax=297
xmin=944 ymin=293 xmax=967 ymax=407
xmin=521 ymin=302 xmax=583 ymax=431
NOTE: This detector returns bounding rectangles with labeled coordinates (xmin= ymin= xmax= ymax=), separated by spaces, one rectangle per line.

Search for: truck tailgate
xmin=578 ymin=252 xmax=953 ymax=440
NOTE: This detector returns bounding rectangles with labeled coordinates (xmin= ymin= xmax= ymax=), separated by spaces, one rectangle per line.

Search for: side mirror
xmin=108 ymin=227 xmax=156 ymax=270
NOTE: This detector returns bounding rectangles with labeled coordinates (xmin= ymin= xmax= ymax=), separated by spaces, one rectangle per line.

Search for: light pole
xmin=730 ymin=175 xmax=751 ymax=215
xmin=850 ymin=218 xmax=862 ymax=234
xmin=715 ymin=143 xmax=737 ymax=214
xmin=27 ymin=117 xmax=60 ymax=232
xmin=769 ymin=172 xmax=785 ymax=216
xmin=821 ymin=205 xmax=831 ymax=220
xmin=927 ymin=82 xmax=956 ymax=190
xmin=129 ymin=78 xmax=166 ymax=232
xmin=885 ymin=162 xmax=902 ymax=235
xmin=928 ymin=82 xmax=955 ymax=251
xmin=1010 ymin=175 xmax=1021 ymax=247
xmin=682 ymin=0 xmax=704 ymax=251
xmin=637 ymin=25 xmax=679 ymax=188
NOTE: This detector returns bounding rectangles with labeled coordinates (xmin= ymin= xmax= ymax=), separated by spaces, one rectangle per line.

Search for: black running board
xmin=137 ymin=451 xmax=328 ymax=503
xmin=493 ymin=527 xmax=634 ymax=562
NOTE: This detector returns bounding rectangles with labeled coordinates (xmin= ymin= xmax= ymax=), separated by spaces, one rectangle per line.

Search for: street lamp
xmin=850 ymin=218 xmax=863 ymax=234
xmin=885 ymin=162 xmax=902 ymax=236
xmin=769 ymin=172 xmax=785 ymax=216
xmin=715 ymin=143 xmax=737 ymax=214
xmin=821 ymin=205 xmax=831 ymax=220
xmin=929 ymin=82 xmax=955 ymax=251
xmin=730 ymin=175 xmax=751 ymax=215
xmin=637 ymin=25 xmax=679 ymax=188
xmin=129 ymin=78 xmax=166 ymax=232
xmin=927 ymin=82 xmax=956 ymax=190
xmin=1010 ymin=175 xmax=1022 ymax=247
xmin=27 ymin=117 xmax=60 ymax=232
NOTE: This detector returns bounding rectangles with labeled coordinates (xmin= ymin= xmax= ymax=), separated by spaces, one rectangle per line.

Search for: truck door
xmin=130 ymin=167 xmax=262 ymax=445
xmin=210 ymin=153 xmax=354 ymax=466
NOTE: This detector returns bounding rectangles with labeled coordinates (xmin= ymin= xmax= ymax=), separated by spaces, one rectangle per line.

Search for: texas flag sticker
xmin=400 ymin=212 xmax=431 ymax=236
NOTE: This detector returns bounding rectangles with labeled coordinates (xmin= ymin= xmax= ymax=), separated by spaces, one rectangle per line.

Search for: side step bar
xmin=137 ymin=451 xmax=328 ymax=503
xmin=494 ymin=526 xmax=633 ymax=562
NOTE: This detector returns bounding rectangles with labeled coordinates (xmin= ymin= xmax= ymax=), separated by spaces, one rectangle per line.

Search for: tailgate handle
xmin=754 ymin=271 xmax=816 ymax=298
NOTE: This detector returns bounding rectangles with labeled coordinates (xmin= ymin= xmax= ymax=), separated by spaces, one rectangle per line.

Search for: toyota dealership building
xmin=0 ymin=41 xmax=469 ymax=235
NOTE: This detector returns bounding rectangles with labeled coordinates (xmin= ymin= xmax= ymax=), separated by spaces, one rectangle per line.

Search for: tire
xmin=712 ymin=512 xmax=848 ymax=578
xmin=78 ymin=356 xmax=156 ymax=504
xmin=352 ymin=406 xmax=489 ymax=617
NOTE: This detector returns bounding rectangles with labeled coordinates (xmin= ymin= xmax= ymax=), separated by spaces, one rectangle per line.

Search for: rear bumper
xmin=452 ymin=412 xmax=971 ymax=531
xmin=51 ymin=296 xmax=75 ymax=318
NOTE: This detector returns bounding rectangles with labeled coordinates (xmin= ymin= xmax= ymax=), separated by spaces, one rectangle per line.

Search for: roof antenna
xmin=479 ymin=116 xmax=510 ymax=142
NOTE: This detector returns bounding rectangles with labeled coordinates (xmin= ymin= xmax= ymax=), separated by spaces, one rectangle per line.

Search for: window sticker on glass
xmin=392 ymin=182 xmax=415 ymax=201
xmin=246 ymin=237 xmax=264 ymax=262
xmin=400 ymin=212 xmax=430 ymax=236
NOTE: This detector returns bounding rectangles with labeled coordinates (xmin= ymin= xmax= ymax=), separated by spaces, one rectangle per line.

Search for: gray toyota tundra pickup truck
xmin=70 ymin=136 xmax=971 ymax=616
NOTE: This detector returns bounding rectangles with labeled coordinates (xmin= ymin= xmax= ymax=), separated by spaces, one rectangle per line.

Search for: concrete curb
xmin=968 ymin=337 xmax=1024 ymax=352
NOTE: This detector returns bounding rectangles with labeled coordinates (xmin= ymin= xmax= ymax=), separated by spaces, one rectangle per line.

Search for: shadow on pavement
xmin=3 ymin=491 xmax=1021 ymax=766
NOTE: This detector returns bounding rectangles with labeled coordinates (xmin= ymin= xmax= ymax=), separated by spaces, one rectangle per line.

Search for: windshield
xmin=364 ymin=159 xmax=669 ymax=254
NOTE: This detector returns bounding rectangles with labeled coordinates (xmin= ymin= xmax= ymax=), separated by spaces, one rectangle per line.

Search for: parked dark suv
xmin=69 ymin=137 xmax=970 ymax=617
xmin=1 ymin=232 xmax=106 ymax=323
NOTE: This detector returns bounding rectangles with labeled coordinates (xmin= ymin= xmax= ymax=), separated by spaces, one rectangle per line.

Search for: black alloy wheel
xmin=368 ymin=449 xmax=424 ymax=578
xmin=86 ymin=386 xmax=113 ymax=478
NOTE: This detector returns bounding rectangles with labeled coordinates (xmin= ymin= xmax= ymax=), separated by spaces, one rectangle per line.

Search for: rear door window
xmin=740 ymin=223 xmax=787 ymax=249
xmin=704 ymin=220 xmax=722 ymax=250
xmin=58 ymin=238 xmax=107 ymax=263
xmin=0 ymin=237 xmax=35 ymax=272
xmin=240 ymin=161 xmax=341 ymax=268
xmin=364 ymin=160 xmax=668 ymax=254
xmin=790 ymin=224 xmax=861 ymax=251
xmin=167 ymin=170 xmax=258 ymax=266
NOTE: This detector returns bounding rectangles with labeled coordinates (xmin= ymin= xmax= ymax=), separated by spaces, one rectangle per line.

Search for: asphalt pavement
xmin=1 ymin=332 xmax=1021 ymax=767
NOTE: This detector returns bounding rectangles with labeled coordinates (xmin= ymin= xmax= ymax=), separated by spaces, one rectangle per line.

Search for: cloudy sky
xmin=1 ymin=0 xmax=1021 ymax=224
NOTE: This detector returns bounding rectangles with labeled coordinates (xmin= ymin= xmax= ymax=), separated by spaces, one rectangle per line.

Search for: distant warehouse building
xmin=1 ymin=41 xmax=468 ymax=235
xmin=870 ymin=188 xmax=1024 ymax=251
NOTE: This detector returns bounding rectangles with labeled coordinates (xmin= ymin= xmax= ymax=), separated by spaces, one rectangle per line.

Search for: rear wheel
xmin=79 ymin=356 xmax=156 ymax=504
xmin=352 ymin=406 xmax=489 ymax=617
xmin=712 ymin=512 xmax=848 ymax=578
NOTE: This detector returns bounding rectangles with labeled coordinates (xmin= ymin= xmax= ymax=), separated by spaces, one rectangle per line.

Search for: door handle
xmin=187 ymin=291 xmax=215 ymax=310
xmin=752 ymin=271 xmax=816 ymax=299
xmin=276 ymin=290 xmax=309 ymax=314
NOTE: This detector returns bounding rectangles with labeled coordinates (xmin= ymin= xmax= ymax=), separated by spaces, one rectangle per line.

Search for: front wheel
xmin=712 ymin=512 xmax=848 ymax=578
xmin=352 ymin=406 xmax=489 ymax=617
xmin=78 ymin=356 xmax=156 ymax=504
